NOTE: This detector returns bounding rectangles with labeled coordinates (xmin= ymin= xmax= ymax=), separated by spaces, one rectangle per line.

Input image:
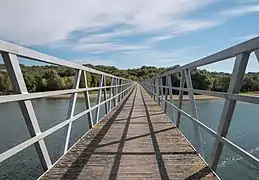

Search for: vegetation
xmin=0 ymin=64 xmax=259 ymax=95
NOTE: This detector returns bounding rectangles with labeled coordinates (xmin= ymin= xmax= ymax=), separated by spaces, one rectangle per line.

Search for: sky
xmin=0 ymin=0 xmax=259 ymax=72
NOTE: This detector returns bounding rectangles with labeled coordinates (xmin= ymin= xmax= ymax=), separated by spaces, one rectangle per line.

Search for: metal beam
xmin=255 ymin=50 xmax=259 ymax=62
xmin=167 ymin=74 xmax=176 ymax=122
xmin=109 ymin=78 xmax=114 ymax=111
xmin=0 ymin=83 xmax=135 ymax=164
xmin=96 ymin=75 xmax=104 ymax=122
xmin=164 ymin=76 xmax=169 ymax=114
xmin=64 ymin=70 xmax=82 ymax=154
xmin=0 ymin=83 xmax=131 ymax=104
xmin=152 ymin=79 xmax=156 ymax=101
xmin=210 ymin=52 xmax=250 ymax=170
xmin=114 ymin=78 xmax=118 ymax=106
xmin=155 ymin=78 xmax=160 ymax=105
xmin=176 ymin=71 xmax=185 ymax=128
xmin=81 ymin=71 xmax=93 ymax=129
xmin=1 ymin=52 xmax=52 ymax=170
xmin=0 ymin=40 xmax=126 ymax=79
xmin=160 ymin=77 xmax=164 ymax=110
xmin=142 ymin=85 xmax=259 ymax=169
xmin=118 ymin=79 xmax=122 ymax=102
xmin=141 ymin=83 xmax=259 ymax=105
xmin=184 ymin=69 xmax=204 ymax=157
xmin=103 ymin=76 xmax=108 ymax=114
xmin=155 ymin=36 xmax=259 ymax=79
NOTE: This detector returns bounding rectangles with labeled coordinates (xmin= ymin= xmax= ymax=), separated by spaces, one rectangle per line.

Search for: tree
xmin=0 ymin=72 xmax=12 ymax=94
xmin=35 ymin=76 xmax=47 ymax=92
xmin=24 ymin=73 xmax=37 ymax=92
xmin=191 ymin=70 xmax=213 ymax=90
xmin=1 ymin=63 xmax=259 ymax=95
xmin=42 ymin=69 xmax=64 ymax=90
xmin=63 ymin=76 xmax=73 ymax=89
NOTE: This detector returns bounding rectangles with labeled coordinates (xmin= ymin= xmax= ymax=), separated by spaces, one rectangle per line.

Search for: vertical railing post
xmin=116 ymin=78 xmax=120 ymax=104
xmin=1 ymin=52 xmax=52 ymax=170
xmin=103 ymin=76 xmax=108 ymax=114
xmin=124 ymin=80 xmax=127 ymax=97
xmin=255 ymin=50 xmax=259 ymax=63
xmin=160 ymin=77 xmax=164 ymax=110
xmin=81 ymin=71 xmax=94 ymax=129
xmin=119 ymin=79 xmax=123 ymax=101
xmin=167 ymin=74 xmax=176 ymax=122
xmin=122 ymin=80 xmax=125 ymax=98
xmin=64 ymin=69 xmax=82 ymax=154
xmin=109 ymin=78 xmax=114 ymax=111
xmin=185 ymin=69 xmax=204 ymax=157
xmin=153 ymin=79 xmax=156 ymax=100
xmin=164 ymin=77 xmax=169 ymax=114
xmin=210 ymin=52 xmax=250 ymax=170
xmin=149 ymin=80 xmax=152 ymax=97
xmin=96 ymin=75 xmax=104 ymax=122
xmin=122 ymin=79 xmax=124 ymax=96
xmin=176 ymin=71 xmax=185 ymax=128
xmin=117 ymin=79 xmax=120 ymax=102
xmin=120 ymin=79 xmax=122 ymax=100
xmin=155 ymin=78 xmax=160 ymax=105
xmin=114 ymin=78 xmax=118 ymax=106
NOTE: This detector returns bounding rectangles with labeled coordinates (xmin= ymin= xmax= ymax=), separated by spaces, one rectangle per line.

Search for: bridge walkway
xmin=42 ymin=84 xmax=216 ymax=180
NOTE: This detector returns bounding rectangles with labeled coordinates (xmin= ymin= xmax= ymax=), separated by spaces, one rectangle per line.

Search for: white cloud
xmin=118 ymin=46 xmax=199 ymax=67
xmin=73 ymin=42 xmax=150 ymax=52
xmin=220 ymin=4 xmax=259 ymax=17
xmin=172 ymin=19 xmax=219 ymax=33
xmin=149 ymin=35 xmax=174 ymax=42
xmin=0 ymin=0 xmax=215 ymax=45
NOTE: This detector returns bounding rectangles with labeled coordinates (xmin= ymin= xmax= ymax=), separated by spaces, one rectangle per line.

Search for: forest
xmin=0 ymin=63 xmax=259 ymax=95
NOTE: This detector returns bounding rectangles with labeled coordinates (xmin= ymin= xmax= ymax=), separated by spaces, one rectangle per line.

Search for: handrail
xmin=0 ymin=83 xmax=132 ymax=104
xmin=142 ymin=84 xmax=259 ymax=104
xmin=0 ymin=83 xmax=134 ymax=163
xmin=141 ymin=36 xmax=259 ymax=173
xmin=142 ymin=85 xmax=259 ymax=169
xmin=155 ymin=36 xmax=259 ymax=79
xmin=0 ymin=41 xmax=135 ymax=175
xmin=0 ymin=40 xmax=124 ymax=79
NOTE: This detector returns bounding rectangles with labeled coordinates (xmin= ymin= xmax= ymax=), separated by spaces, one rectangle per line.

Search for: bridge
xmin=0 ymin=37 xmax=259 ymax=179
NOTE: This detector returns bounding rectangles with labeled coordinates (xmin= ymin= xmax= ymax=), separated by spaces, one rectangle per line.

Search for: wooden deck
xmin=42 ymin=85 xmax=217 ymax=180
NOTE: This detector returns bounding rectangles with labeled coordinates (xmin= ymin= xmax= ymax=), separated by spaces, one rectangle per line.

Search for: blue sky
xmin=0 ymin=0 xmax=259 ymax=72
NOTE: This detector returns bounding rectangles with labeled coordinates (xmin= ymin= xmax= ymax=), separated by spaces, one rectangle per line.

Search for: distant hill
xmin=0 ymin=64 xmax=258 ymax=94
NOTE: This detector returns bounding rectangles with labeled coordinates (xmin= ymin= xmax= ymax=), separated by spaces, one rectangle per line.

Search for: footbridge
xmin=0 ymin=37 xmax=259 ymax=179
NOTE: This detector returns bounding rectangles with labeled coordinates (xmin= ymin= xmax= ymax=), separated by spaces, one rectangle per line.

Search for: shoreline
xmin=46 ymin=93 xmax=220 ymax=101
xmin=46 ymin=91 xmax=259 ymax=101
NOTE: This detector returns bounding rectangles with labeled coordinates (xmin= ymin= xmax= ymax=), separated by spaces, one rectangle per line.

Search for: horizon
xmin=0 ymin=1 xmax=259 ymax=73
xmin=1 ymin=61 xmax=259 ymax=74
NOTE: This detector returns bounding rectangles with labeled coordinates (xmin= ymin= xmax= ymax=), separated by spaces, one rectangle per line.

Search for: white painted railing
xmin=0 ymin=40 xmax=135 ymax=172
xmin=141 ymin=36 xmax=259 ymax=172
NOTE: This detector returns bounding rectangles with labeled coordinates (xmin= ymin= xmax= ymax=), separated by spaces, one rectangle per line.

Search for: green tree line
xmin=0 ymin=64 xmax=259 ymax=94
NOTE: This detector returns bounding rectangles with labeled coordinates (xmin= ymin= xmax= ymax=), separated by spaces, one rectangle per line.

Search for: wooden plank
xmin=42 ymin=85 xmax=217 ymax=180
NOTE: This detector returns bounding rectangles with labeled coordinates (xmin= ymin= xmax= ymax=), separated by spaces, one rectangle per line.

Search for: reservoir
xmin=0 ymin=97 xmax=259 ymax=179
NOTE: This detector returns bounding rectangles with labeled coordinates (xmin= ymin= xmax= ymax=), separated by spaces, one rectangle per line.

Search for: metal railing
xmin=141 ymin=36 xmax=259 ymax=172
xmin=0 ymin=40 xmax=135 ymax=172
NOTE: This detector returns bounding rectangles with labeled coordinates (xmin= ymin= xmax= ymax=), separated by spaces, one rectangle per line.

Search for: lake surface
xmin=0 ymin=97 xmax=259 ymax=179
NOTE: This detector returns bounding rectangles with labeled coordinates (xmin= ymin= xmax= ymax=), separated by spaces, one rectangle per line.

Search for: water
xmin=0 ymin=97 xmax=109 ymax=179
xmin=165 ymin=99 xmax=259 ymax=180
xmin=0 ymin=98 xmax=259 ymax=179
